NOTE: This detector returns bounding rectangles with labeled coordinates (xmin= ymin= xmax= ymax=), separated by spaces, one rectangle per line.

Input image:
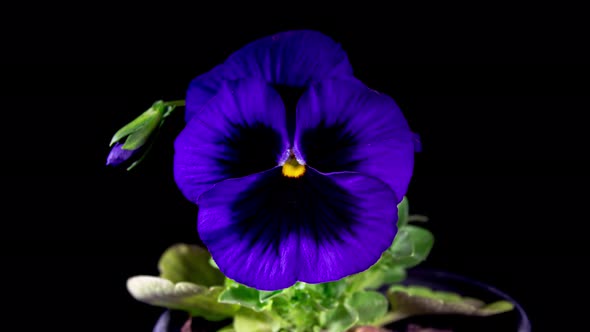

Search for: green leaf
xmin=126 ymin=276 xmax=239 ymax=320
xmin=479 ymin=300 xmax=515 ymax=315
xmin=268 ymin=296 xmax=290 ymax=317
xmin=259 ymin=290 xmax=283 ymax=302
xmin=308 ymin=280 xmax=346 ymax=299
xmin=219 ymin=284 xmax=269 ymax=312
xmin=216 ymin=325 xmax=236 ymax=332
xmin=397 ymin=197 xmax=409 ymax=228
xmin=380 ymin=265 xmax=407 ymax=284
xmin=110 ymin=101 xmax=164 ymax=147
xmin=386 ymin=285 xmax=514 ymax=321
xmin=234 ymin=309 xmax=280 ymax=332
xmin=158 ymin=243 xmax=225 ymax=286
xmin=387 ymin=225 xmax=434 ymax=268
xmin=304 ymin=280 xmax=346 ymax=309
xmin=321 ymin=303 xmax=358 ymax=332
xmin=345 ymin=291 xmax=388 ymax=325
xmin=346 ymin=262 xmax=407 ymax=292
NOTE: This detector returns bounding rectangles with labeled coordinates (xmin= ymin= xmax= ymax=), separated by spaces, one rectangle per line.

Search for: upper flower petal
xmin=185 ymin=30 xmax=353 ymax=122
xmin=294 ymin=78 xmax=415 ymax=201
xmin=174 ymin=78 xmax=289 ymax=203
xmin=197 ymin=167 xmax=398 ymax=290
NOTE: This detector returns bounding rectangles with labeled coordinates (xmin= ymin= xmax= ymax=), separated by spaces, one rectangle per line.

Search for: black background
xmin=1 ymin=10 xmax=588 ymax=332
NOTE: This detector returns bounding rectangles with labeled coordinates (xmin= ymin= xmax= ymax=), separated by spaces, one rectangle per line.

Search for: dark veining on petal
xmin=300 ymin=120 xmax=365 ymax=173
xmin=229 ymin=169 xmax=360 ymax=256
xmin=272 ymin=85 xmax=305 ymax=142
xmin=215 ymin=122 xmax=284 ymax=178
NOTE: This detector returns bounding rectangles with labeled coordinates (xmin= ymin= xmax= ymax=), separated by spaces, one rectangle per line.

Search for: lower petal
xmin=197 ymin=168 xmax=398 ymax=290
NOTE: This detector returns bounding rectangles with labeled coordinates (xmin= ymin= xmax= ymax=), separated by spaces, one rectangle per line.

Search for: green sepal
xmin=158 ymin=243 xmax=225 ymax=287
xmin=110 ymin=100 xmax=165 ymax=149
xmin=126 ymin=276 xmax=239 ymax=320
xmin=345 ymin=291 xmax=388 ymax=325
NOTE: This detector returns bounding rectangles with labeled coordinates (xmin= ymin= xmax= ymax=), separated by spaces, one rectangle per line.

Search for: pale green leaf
xmin=158 ymin=243 xmax=224 ymax=286
xmin=126 ymin=276 xmax=238 ymax=320
xmin=386 ymin=285 xmax=514 ymax=322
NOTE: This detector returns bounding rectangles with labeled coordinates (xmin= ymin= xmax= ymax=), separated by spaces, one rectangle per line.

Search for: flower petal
xmin=294 ymin=78 xmax=415 ymax=201
xmin=197 ymin=167 xmax=398 ymax=290
xmin=106 ymin=142 xmax=138 ymax=166
xmin=185 ymin=30 xmax=353 ymax=122
xmin=174 ymin=78 xmax=289 ymax=203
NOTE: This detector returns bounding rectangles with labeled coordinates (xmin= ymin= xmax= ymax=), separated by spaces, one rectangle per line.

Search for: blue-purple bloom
xmin=174 ymin=31 xmax=415 ymax=290
xmin=106 ymin=142 xmax=140 ymax=166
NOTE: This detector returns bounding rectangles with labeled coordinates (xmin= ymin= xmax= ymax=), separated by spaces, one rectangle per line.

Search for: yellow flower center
xmin=282 ymin=156 xmax=306 ymax=178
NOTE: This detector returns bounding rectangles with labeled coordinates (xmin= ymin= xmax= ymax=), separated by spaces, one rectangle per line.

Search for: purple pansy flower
xmin=174 ymin=31 xmax=415 ymax=290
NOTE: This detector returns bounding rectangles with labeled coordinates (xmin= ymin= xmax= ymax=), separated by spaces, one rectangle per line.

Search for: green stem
xmin=162 ymin=100 xmax=185 ymax=118
xmin=164 ymin=100 xmax=186 ymax=107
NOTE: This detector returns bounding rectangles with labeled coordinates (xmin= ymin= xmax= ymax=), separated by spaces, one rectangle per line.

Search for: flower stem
xmin=164 ymin=100 xmax=186 ymax=107
xmin=161 ymin=100 xmax=185 ymax=118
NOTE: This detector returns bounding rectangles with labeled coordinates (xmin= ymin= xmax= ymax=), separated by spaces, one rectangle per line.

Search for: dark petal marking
xmin=229 ymin=168 xmax=358 ymax=250
xmin=294 ymin=78 xmax=415 ymax=201
xmin=197 ymin=167 xmax=398 ymax=290
xmin=174 ymin=78 xmax=289 ymax=203
xmin=299 ymin=119 xmax=364 ymax=173
xmin=214 ymin=122 xmax=284 ymax=179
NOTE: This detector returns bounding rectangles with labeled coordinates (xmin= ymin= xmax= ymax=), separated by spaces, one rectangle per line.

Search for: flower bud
xmin=106 ymin=142 xmax=140 ymax=167
xmin=107 ymin=100 xmax=177 ymax=170
xmin=109 ymin=100 xmax=166 ymax=150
